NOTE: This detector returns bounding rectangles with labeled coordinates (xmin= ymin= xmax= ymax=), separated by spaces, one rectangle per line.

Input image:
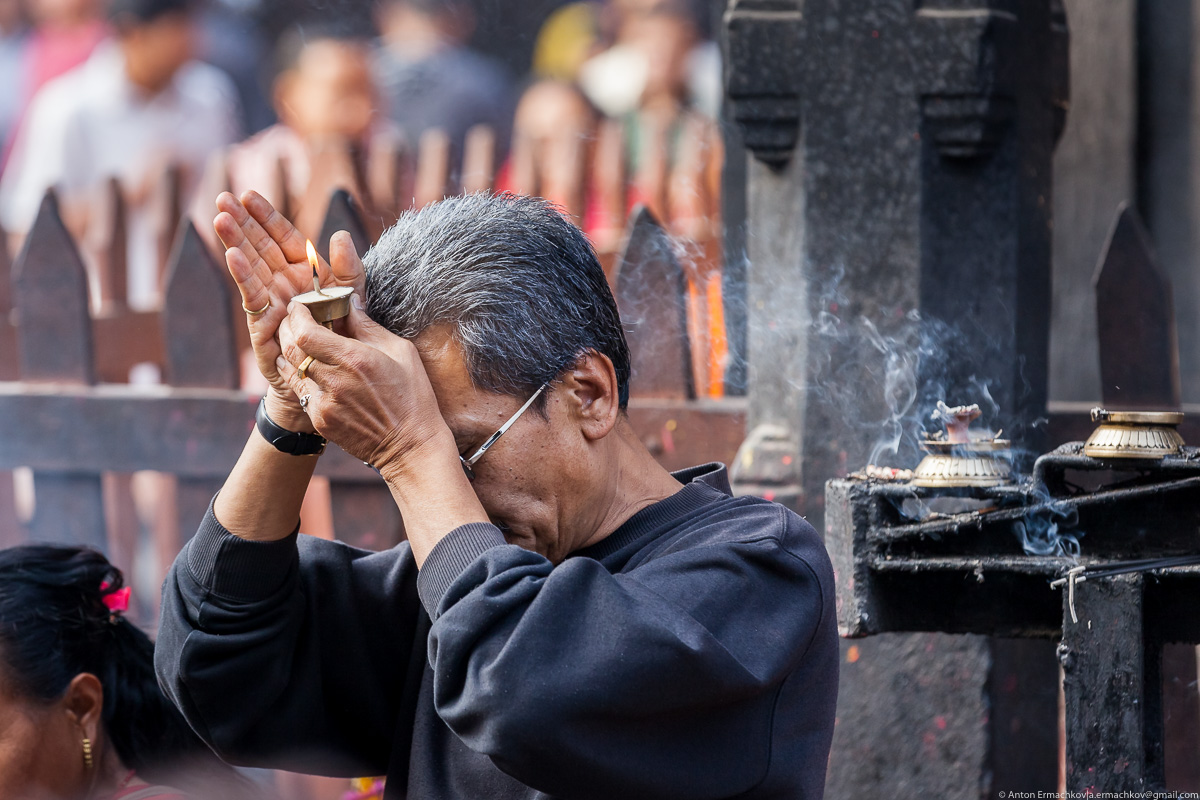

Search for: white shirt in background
xmin=0 ymin=41 xmax=241 ymax=310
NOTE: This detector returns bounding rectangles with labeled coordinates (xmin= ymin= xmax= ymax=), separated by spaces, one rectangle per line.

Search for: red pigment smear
xmin=935 ymin=716 xmax=947 ymax=730
xmin=846 ymin=645 xmax=860 ymax=664
xmin=782 ymin=455 xmax=793 ymax=465
xmin=763 ymin=491 xmax=776 ymax=501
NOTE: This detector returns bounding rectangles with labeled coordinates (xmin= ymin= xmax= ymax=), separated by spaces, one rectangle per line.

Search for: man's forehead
xmin=412 ymin=326 xmax=487 ymax=425
xmin=413 ymin=326 xmax=468 ymax=390
xmin=413 ymin=326 xmax=532 ymax=436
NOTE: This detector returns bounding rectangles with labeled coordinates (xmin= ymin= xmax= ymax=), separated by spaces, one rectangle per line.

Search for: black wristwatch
xmin=255 ymin=398 xmax=327 ymax=456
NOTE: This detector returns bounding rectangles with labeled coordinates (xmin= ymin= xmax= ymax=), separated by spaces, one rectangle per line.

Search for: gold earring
xmin=81 ymin=737 xmax=93 ymax=770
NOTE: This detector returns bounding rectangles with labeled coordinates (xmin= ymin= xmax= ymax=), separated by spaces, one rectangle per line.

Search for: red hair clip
xmin=99 ymin=580 xmax=131 ymax=614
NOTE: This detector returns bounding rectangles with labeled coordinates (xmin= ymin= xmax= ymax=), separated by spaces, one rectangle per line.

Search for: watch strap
xmin=255 ymin=397 xmax=327 ymax=456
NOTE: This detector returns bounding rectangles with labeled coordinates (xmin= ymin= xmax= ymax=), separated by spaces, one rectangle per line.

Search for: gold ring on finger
xmin=243 ymin=299 xmax=270 ymax=316
xmin=298 ymin=355 xmax=315 ymax=381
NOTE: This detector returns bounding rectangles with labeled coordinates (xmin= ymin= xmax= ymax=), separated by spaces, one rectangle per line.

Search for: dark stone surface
xmin=1137 ymin=0 xmax=1200 ymax=405
xmin=1049 ymin=0 xmax=1134 ymax=404
xmin=1060 ymin=574 xmax=1157 ymax=791
xmin=734 ymin=0 xmax=1066 ymax=794
xmin=826 ymin=633 xmax=991 ymax=800
xmin=723 ymin=1 xmax=803 ymax=167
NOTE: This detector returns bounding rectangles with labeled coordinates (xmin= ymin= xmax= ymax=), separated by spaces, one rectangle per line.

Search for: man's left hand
xmin=277 ymin=298 xmax=455 ymax=476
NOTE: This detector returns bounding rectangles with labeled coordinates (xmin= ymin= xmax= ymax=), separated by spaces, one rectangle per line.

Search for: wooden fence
xmin=0 ymin=179 xmax=745 ymax=615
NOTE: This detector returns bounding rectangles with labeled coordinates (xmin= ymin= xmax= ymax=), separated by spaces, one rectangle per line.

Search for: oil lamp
xmin=292 ymin=239 xmax=354 ymax=329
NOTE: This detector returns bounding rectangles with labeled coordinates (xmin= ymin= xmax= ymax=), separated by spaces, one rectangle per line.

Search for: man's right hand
xmin=214 ymin=190 xmax=367 ymax=430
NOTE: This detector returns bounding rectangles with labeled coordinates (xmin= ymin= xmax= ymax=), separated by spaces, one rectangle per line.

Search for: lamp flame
xmin=305 ymin=240 xmax=323 ymax=295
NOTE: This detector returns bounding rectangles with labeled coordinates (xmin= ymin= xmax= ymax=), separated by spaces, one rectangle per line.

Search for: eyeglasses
xmin=459 ymin=383 xmax=548 ymax=482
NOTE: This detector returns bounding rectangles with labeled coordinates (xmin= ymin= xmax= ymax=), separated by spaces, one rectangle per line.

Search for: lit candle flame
xmin=305 ymin=239 xmax=323 ymax=295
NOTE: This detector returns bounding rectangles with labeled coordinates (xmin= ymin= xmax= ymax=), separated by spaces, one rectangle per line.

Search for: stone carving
xmin=915 ymin=2 xmax=1019 ymax=159
xmin=723 ymin=0 xmax=803 ymax=168
xmin=915 ymin=0 xmax=1070 ymax=159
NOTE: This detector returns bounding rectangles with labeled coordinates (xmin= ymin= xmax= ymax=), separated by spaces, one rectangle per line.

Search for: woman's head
xmin=0 ymin=545 xmax=214 ymax=799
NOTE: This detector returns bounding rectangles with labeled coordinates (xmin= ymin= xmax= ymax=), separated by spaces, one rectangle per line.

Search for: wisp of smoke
xmin=1012 ymin=501 xmax=1082 ymax=558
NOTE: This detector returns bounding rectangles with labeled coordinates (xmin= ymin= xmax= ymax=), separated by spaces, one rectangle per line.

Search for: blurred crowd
xmin=0 ymin=0 xmax=723 ymax=306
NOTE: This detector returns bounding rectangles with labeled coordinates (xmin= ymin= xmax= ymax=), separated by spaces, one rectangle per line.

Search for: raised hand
xmin=214 ymin=190 xmax=366 ymax=428
xmin=274 ymin=298 xmax=490 ymax=563
xmin=275 ymin=299 xmax=455 ymax=473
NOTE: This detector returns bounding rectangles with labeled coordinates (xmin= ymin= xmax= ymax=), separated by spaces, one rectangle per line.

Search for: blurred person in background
xmin=0 ymin=544 xmax=243 ymax=799
xmin=498 ymin=79 xmax=600 ymax=232
xmin=578 ymin=0 xmax=720 ymax=121
xmin=0 ymin=0 xmax=239 ymax=310
xmin=373 ymin=0 xmax=513 ymax=185
xmin=0 ymin=0 xmax=28 ymax=159
xmin=220 ymin=25 xmax=386 ymax=220
xmin=194 ymin=0 xmax=273 ymax=135
xmin=1 ymin=0 xmax=107 ymax=169
xmin=585 ymin=0 xmax=727 ymax=394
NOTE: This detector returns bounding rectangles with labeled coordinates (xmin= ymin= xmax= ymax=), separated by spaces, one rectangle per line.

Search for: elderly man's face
xmin=414 ymin=327 xmax=597 ymax=562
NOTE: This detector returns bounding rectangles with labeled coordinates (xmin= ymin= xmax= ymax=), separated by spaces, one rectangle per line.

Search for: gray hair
xmin=363 ymin=193 xmax=631 ymax=408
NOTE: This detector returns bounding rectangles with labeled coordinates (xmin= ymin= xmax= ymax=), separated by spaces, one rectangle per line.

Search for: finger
xmin=275 ymin=354 xmax=308 ymax=399
xmin=278 ymin=314 xmax=302 ymax=364
xmin=224 ymin=244 xmax=272 ymax=315
xmin=328 ymin=229 xmax=367 ymax=293
xmin=343 ymin=300 xmax=406 ymax=358
xmin=214 ymin=205 xmax=282 ymax=289
xmin=276 ymin=322 xmax=320 ymax=394
xmin=217 ymin=191 xmax=290 ymax=273
xmin=242 ymin=190 xmax=310 ymax=266
xmin=286 ymin=302 xmax=355 ymax=366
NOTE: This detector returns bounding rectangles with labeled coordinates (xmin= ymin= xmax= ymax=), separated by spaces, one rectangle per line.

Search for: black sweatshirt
xmin=155 ymin=463 xmax=839 ymax=800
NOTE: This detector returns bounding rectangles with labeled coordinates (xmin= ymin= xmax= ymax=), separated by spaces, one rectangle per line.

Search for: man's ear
xmin=62 ymin=673 xmax=104 ymax=743
xmin=561 ymin=350 xmax=621 ymax=441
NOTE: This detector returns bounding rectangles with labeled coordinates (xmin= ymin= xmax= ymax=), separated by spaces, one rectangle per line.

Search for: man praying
xmin=155 ymin=190 xmax=839 ymax=799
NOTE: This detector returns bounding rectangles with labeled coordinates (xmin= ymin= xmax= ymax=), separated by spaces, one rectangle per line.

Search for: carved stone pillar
xmin=727 ymin=0 xmax=1068 ymax=795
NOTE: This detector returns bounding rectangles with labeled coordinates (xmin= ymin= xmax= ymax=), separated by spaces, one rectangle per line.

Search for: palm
xmin=214 ymin=190 xmax=366 ymax=396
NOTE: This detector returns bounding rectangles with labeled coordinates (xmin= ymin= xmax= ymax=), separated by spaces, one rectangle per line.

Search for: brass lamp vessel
xmin=912 ymin=402 xmax=1014 ymax=488
xmin=1083 ymin=408 xmax=1185 ymax=460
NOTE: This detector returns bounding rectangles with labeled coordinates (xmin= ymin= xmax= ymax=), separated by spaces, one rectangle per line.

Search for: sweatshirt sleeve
xmin=417 ymin=506 xmax=831 ymax=800
xmin=155 ymin=500 xmax=425 ymax=777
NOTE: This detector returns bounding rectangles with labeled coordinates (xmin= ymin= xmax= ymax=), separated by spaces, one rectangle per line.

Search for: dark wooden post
xmin=1060 ymin=574 xmax=1158 ymax=791
xmin=614 ymin=207 xmax=694 ymax=401
xmin=316 ymin=190 xmax=371 ymax=264
xmin=1093 ymin=204 xmax=1181 ymax=410
xmin=154 ymin=164 xmax=184 ymax=291
xmin=1090 ymin=202 xmax=1198 ymax=789
xmin=13 ymin=190 xmax=105 ymax=548
xmin=95 ymin=177 xmax=128 ymax=312
xmin=162 ymin=219 xmax=240 ymax=545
